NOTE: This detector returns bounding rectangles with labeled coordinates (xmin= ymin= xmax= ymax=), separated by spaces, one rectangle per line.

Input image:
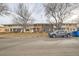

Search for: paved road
xmin=0 ymin=36 xmax=79 ymax=56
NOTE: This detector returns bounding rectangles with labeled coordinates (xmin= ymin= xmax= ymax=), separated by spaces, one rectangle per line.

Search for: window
xmin=69 ymin=24 xmax=71 ymax=26
xmin=73 ymin=29 xmax=75 ymax=31
xmin=67 ymin=28 xmax=69 ymax=30
xmin=26 ymin=29 xmax=29 ymax=31
xmin=70 ymin=28 xmax=72 ymax=31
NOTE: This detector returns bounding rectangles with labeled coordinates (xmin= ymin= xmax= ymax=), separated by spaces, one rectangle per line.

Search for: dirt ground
xmin=0 ymin=32 xmax=79 ymax=56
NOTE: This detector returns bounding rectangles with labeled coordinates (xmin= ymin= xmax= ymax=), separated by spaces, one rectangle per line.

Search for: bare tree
xmin=0 ymin=3 xmax=8 ymax=15
xmin=75 ymin=16 xmax=79 ymax=30
xmin=44 ymin=3 xmax=79 ymax=31
xmin=15 ymin=3 xmax=32 ymax=32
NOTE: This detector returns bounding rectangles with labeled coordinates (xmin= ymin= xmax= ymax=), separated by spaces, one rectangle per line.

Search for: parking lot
xmin=0 ymin=33 xmax=79 ymax=56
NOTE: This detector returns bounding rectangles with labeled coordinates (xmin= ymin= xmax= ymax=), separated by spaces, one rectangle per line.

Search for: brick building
xmin=32 ymin=23 xmax=78 ymax=32
xmin=0 ymin=23 xmax=78 ymax=33
xmin=0 ymin=25 xmax=7 ymax=32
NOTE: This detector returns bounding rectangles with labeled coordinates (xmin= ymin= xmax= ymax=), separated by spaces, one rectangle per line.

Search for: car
xmin=48 ymin=30 xmax=72 ymax=38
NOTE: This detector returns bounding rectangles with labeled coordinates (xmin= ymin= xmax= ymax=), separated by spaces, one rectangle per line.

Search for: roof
xmin=1 ymin=22 xmax=78 ymax=26
xmin=0 ymin=24 xmax=4 ymax=28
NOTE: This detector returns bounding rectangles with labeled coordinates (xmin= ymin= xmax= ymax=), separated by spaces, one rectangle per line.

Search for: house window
xmin=62 ymin=28 xmax=65 ymax=30
xmin=67 ymin=28 xmax=69 ymax=30
xmin=69 ymin=24 xmax=71 ymax=26
xmin=73 ymin=29 xmax=75 ymax=31
xmin=10 ymin=29 xmax=12 ymax=32
xmin=26 ymin=29 xmax=29 ymax=31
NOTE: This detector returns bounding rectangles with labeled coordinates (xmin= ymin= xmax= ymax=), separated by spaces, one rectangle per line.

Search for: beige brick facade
xmin=0 ymin=23 xmax=78 ymax=33
xmin=0 ymin=25 xmax=7 ymax=32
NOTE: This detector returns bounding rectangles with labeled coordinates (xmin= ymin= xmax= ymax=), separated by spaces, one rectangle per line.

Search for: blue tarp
xmin=72 ymin=31 xmax=79 ymax=37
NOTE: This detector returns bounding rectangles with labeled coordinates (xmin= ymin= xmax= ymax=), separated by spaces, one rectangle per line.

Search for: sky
xmin=0 ymin=3 xmax=48 ymax=24
xmin=0 ymin=3 xmax=79 ymax=24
